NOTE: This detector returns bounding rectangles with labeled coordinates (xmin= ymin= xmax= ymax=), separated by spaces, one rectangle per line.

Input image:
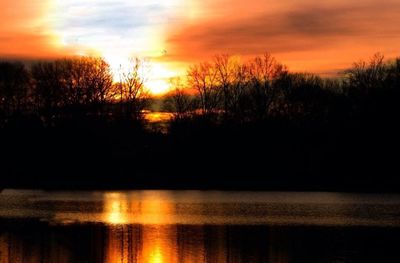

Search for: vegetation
xmin=0 ymin=53 xmax=399 ymax=190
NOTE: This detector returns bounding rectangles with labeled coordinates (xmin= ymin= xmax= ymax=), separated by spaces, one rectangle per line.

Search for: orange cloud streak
xmin=1 ymin=0 xmax=400 ymax=78
xmin=164 ymin=0 xmax=400 ymax=75
xmin=0 ymin=1 xmax=64 ymax=59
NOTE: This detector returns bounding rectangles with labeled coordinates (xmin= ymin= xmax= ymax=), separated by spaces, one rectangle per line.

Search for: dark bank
xmin=0 ymin=54 xmax=399 ymax=191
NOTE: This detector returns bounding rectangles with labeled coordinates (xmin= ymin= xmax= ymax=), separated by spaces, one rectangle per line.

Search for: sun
xmin=104 ymin=55 xmax=179 ymax=95
xmin=146 ymin=63 xmax=179 ymax=95
xmin=52 ymin=0 xmax=184 ymax=95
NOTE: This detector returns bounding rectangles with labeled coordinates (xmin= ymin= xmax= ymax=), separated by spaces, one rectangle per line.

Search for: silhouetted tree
xmin=283 ymin=73 xmax=331 ymax=120
xmin=118 ymin=58 xmax=150 ymax=121
xmin=0 ymin=62 xmax=30 ymax=117
xmin=70 ymin=57 xmax=113 ymax=115
xmin=344 ymin=53 xmax=386 ymax=96
xmin=214 ymin=54 xmax=236 ymax=117
xmin=31 ymin=57 xmax=114 ymax=122
xmin=228 ymin=62 xmax=250 ymax=121
xmin=386 ymin=58 xmax=400 ymax=88
xmin=343 ymin=53 xmax=400 ymax=120
xmin=246 ymin=53 xmax=287 ymax=120
xmin=164 ymin=77 xmax=195 ymax=120
xmin=31 ymin=60 xmax=65 ymax=123
xmin=187 ymin=62 xmax=220 ymax=115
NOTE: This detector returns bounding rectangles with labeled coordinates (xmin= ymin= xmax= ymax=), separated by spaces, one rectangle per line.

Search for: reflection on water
xmin=1 ymin=221 xmax=400 ymax=263
xmin=1 ymin=190 xmax=400 ymax=262
xmin=143 ymin=111 xmax=173 ymax=133
xmin=2 ymin=190 xmax=400 ymax=226
xmin=101 ymin=192 xmax=175 ymax=226
xmin=144 ymin=111 xmax=173 ymax=123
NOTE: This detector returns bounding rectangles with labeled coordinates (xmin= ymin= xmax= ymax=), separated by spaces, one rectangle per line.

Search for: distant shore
xmin=1 ymin=55 xmax=399 ymax=193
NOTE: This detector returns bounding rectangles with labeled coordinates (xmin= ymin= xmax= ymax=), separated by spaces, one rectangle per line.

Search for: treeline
xmin=160 ymin=53 xmax=400 ymax=191
xmin=164 ymin=53 xmax=399 ymax=127
xmin=2 ymin=53 xmax=398 ymax=130
xmin=0 ymin=57 xmax=149 ymax=128
xmin=1 ymin=53 xmax=399 ymax=190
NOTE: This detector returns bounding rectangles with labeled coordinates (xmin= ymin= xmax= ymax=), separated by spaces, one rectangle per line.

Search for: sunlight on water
xmin=1 ymin=190 xmax=400 ymax=262
xmin=102 ymin=191 xmax=175 ymax=226
xmin=104 ymin=193 xmax=129 ymax=225
xmin=102 ymin=192 xmax=176 ymax=262
xmin=149 ymin=246 xmax=163 ymax=263
xmin=1 ymin=190 xmax=400 ymax=226
xmin=144 ymin=111 xmax=173 ymax=123
xmin=142 ymin=226 xmax=177 ymax=263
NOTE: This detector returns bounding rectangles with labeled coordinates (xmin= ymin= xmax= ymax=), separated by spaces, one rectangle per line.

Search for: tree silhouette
xmin=187 ymin=62 xmax=220 ymax=115
xmin=246 ymin=53 xmax=287 ymax=120
xmin=117 ymin=58 xmax=150 ymax=121
xmin=31 ymin=57 xmax=114 ymax=123
xmin=164 ymin=77 xmax=194 ymax=120
xmin=0 ymin=62 xmax=30 ymax=118
xmin=214 ymin=54 xmax=236 ymax=117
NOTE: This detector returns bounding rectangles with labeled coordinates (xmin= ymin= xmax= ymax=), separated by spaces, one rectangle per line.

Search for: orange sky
xmin=1 ymin=0 xmax=400 ymax=93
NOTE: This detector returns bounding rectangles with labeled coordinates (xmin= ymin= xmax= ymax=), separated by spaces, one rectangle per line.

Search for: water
xmin=144 ymin=111 xmax=173 ymax=133
xmin=0 ymin=190 xmax=400 ymax=262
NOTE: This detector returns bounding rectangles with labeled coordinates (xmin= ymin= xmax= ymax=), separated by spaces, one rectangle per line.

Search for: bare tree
xmin=214 ymin=54 xmax=236 ymax=116
xmin=31 ymin=61 xmax=65 ymax=122
xmin=247 ymin=53 xmax=286 ymax=119
xmin=118 ymin=57 xmax=150 ymax=121
xmin=31 ymin=57 xmax=114 ymax=120
xmin=229 ymin=62 xmax=250 ymax=120
xmin=79 ymin=57 xmax=113 ymax=114
xmin=0 ymin=62 xmax=30 ymax=117
xmin=187 ymin=62 xmax=219 ymax=115
xmin=164 ymin=77 xmax=194 ymax=120
xmin=345 ymin=53 xmax=386 ymax=94
xmin=387 ymin=57 xmax=400 ymax=88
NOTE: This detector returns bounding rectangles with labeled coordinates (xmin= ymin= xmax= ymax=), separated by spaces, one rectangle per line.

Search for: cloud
xmin=1 ymin=0 xmax=400 ymax=76
xmin=0 ymin=0 xmax=181 ymax=59
xmin=0 ymin=0 xmax=62 ymax=58
xmin=53 ymin=0 xmax=180 ymax=56
xmin=165 ymin=0 xmax=400 ymax=73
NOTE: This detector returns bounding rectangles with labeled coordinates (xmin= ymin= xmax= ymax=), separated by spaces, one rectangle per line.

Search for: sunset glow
xmin=104 ymin=193 xmax=128 ymax=225
xmin=51 ymin=0 xmax=184 ymax=94
xmin=1 ymin=0 xmax=400 ymax=94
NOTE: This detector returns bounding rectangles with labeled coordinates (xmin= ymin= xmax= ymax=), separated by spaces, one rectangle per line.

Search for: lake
xmin=1 ymin=190 xmax=400 ymax=262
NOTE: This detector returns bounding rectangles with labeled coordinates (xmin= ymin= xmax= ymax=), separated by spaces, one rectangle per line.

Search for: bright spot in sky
xmin=52 ymin=0 xmax=182 ymax=95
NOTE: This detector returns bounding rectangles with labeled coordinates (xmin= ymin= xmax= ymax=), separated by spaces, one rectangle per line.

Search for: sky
xmin=1 ymin=0 xmax=400 ymax=94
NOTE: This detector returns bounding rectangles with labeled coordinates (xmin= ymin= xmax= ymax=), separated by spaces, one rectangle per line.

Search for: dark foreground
xmin=1 ymin=55 xmax=399 ymax=191
xmin=1 ymin=118 xmax=399 ymax=191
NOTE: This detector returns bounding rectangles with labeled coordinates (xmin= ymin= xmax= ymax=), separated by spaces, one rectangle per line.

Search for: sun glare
xmin=52 ymin=0 xmax=185 ymax=95
xmin=104 ymin=193 xmax=128 ymax=225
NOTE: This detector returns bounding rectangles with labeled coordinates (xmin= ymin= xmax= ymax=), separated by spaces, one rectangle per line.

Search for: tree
xmin=246 ymin=53 xmax=287 ymax=120
xmin=31 ymin=60 xmax=65 ymax=121
xmin=164 ymin=77 xmax=194 ymax=120
xmin=31 ymin=57 xmax=114 ymax=120
xmin=118 ymin=57 xmax=150 ymax=121
xmin=0 ymin=62 xmax=30 ymax=117
xmin=187 ymin=62 xmax=220 ymax=115
xmin=228 ymin=62 xmax=250 ymax=121
xmin=74 ymin=57 xmax=113 ymax=114
xmin=214 ymin=54 xmax=236 ymax=116
xmin=344 ymin=53 xmax=386 ymax=94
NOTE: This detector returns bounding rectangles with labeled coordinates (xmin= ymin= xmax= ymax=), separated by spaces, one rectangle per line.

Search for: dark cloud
xmin=166 ymin=0 xmax=400 ymax=64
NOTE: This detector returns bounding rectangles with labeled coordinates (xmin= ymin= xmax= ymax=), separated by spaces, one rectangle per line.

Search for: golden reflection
xmin=141 ymin=225 xmax=178 ymax=263
xmin=104 ymin=193 xmax=129 ymax=225
xmin=102 ymin=191 xmax=177 ymax=225
xmin=149 ymin=246 xmax=163 ymax=263
xmin=144 ymin=111 xmax=174 ymax=123
xmin=102 ymin=192 xmax=178 ymax=263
